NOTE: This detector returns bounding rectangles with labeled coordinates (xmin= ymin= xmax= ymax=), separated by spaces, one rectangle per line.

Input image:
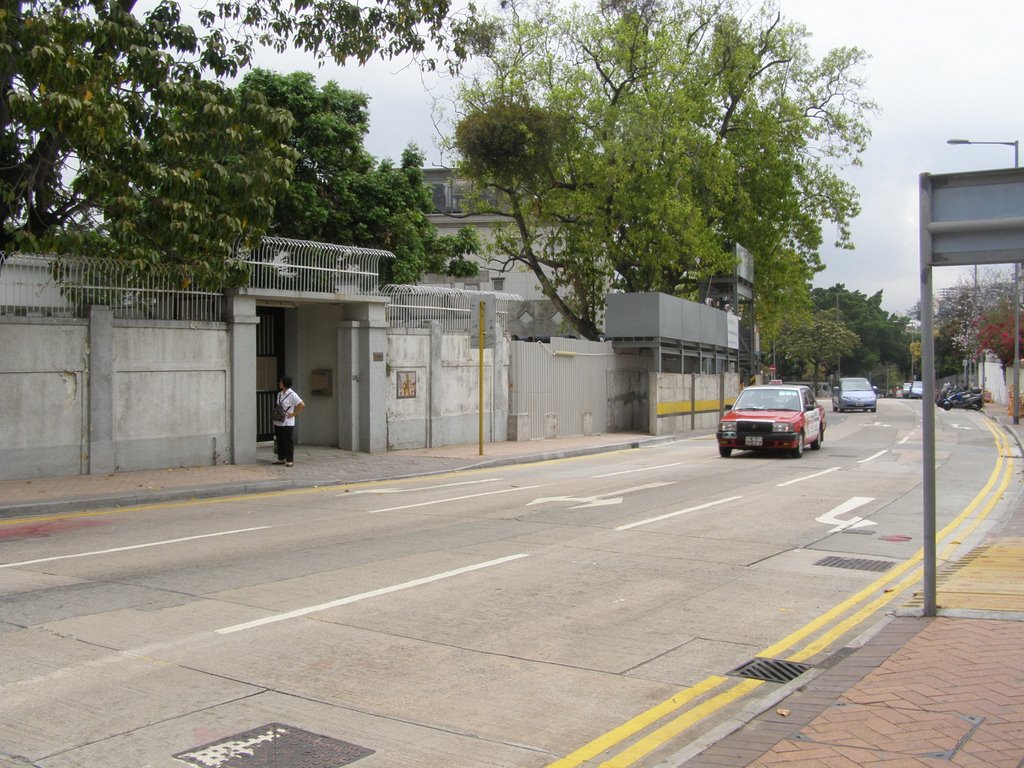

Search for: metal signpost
xmin=919 ymin=166 xmax=1024 ymax=616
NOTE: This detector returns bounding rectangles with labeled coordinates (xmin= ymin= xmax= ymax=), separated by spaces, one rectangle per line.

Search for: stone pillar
xmin=227 ymin=292 xmax=259 ymax=464
xmin=87 ymin=306 xmax=115 ymax=474
xmin=338 ymin=299 xmax=388 ymax=453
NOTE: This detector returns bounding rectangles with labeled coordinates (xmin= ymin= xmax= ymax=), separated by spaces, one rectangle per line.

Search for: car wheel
xmin=832 ymin=404 xmax=838 ymax=412
xmin=791 ymin=431 xmax=804 ymax=459
xmin=811 ymin=423 xmax=823 ymax=450
xmin=719 ymin=446 xmax=732 ymax=458
xmin=870 ymin=407 xmax=876 ymax=413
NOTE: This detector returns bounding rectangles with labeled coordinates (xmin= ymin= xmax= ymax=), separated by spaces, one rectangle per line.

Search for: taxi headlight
xmin=719 ymin=420 xmax=736 ymax=434
xmin=773 ymin=422 xmax=794 ymax=433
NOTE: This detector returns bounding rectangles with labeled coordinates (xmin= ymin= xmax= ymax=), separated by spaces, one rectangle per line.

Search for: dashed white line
xmin=593 ymin=463 xmax=682 ymax=478
xmin=776 ymin=467 xmax=841 ymax=487
xmin=215 ymin=553 xmax=530 ymax=634
xmin=858 ymin=450 xmax=889 ymax=464
xmin=368 ymin=485 xmax=542 ymax=514
xmin=338 ymin=478 xmax=500 ymax=496
xmin=0 ymin=527 xmax=272 ymax=569
xmin=615 ymin=496 xmax=742 ymax=531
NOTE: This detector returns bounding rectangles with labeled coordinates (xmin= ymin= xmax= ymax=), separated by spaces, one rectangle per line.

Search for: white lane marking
xmin=899 ymin=435 xmax=912 ymax=444
xmin=216 ymin=553 xmax=530 ymax=635
xmin=593 ymin=463 xmax=682 ymax=478
xmin=338 ymin=478 xmax=500 ymax=496
xmin=368 ymin=486 xmax=542 ymax=514
xmin=615 ymin=496 xmax=742 ymax=531
xmin=776 ymin=467 xmax=841 ymax=487
xmin=528 ymin=482 xmax=676 ymax=509
xmin=858 ymin=450 xmax=888 ymax=464
xmin=0 ymin=527 xmax=271 ymax=570
xmin=816 ymin=496 xmax=876 ymax=533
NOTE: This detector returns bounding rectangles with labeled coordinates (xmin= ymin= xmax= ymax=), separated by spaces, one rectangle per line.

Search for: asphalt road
xmin=1 ymin=399 xmax=1018 ymax=768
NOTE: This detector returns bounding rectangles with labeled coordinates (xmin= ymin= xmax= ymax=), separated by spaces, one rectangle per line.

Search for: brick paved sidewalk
xmin=678 ymin=536 xmax=1024 ymax=768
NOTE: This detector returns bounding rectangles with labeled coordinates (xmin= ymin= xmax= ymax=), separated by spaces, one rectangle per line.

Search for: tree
xmin=779 ymin=311 xmax=860 ymax=387
xmin=811 ymin=284 xmax=911 ymax=380
xmin=451 ymin=0 xmax=875 ymax=339
xmin=238 ymin=70 xmax=479 ymax=283
xmin=2 ymin=0 xmax=480 ymax=283
xmin=977 ymin=297 xmax=1024 ymax=369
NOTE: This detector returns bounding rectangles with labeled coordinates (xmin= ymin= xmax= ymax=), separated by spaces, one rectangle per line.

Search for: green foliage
xmin=2 ymin=0 xmax=477 ymax=284
xmin=811 ymin=284 xmax=912 ymax=379
xmin=238 ymin=70 xmax=479 ymax=283
xmin=779 ymin=309 xmax=860 ymax=383
xmin=452 ymin=0 xmax=875 ymax=339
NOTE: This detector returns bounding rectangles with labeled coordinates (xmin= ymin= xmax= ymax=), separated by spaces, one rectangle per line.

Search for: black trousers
xmin=275 ymin=425 xmax=295 ymax=461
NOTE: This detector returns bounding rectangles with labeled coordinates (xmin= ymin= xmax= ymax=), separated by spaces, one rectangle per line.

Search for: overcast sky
xmin=272 ymin=0 xmax=1024 ymax=315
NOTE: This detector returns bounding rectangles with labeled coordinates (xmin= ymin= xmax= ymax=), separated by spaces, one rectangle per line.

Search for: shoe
xmin=285 ymin=462 xmax=294 ymax=467
xmin=273 ymin=460 xmax=286 ymax=465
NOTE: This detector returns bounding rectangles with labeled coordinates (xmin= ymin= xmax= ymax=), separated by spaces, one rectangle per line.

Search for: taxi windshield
xmin=734 ymin=389 xmax=801 ymax=412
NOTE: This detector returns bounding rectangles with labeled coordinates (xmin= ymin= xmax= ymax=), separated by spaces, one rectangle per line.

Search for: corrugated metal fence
xmin=509 ymin=338 xmax=618 ymax=439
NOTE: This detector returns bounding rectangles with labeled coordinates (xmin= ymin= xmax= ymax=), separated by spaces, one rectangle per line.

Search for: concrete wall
xmin=385 ymin=326 xmax=507 ymax=450
xmin=649 ymin=372 xmax=742 ymax=436
xmin=0 ymin=314 xmax=231 ymax=480
xmin=112 ymin=322 xmax=231 ymax=470
xmin=0 ymin=319 xmax=89 ymax=479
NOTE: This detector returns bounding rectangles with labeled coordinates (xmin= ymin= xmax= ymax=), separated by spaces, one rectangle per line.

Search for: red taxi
xmin=716 ymin=384 xmax=825 ymax=458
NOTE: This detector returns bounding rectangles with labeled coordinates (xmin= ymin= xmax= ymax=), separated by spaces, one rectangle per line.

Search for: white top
xmin=274 ymin=389 xmax=303 ymax=427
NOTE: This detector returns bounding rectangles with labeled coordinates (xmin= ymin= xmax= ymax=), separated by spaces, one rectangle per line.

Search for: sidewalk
xmin=0 ymin=431 xmax=681 ymax=519
xmin=666 ymin=405 xmax=1024 ymax=767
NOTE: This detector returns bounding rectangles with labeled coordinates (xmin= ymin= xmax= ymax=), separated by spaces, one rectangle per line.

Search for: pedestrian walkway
xmin=0 ymin=432 xmax=682 ymax=519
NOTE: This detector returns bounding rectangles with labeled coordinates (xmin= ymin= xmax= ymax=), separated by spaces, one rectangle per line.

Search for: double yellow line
xmin=547 ymin=418 xmax=1016 ymax=768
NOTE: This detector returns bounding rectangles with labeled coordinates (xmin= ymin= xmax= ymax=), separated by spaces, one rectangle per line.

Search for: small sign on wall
xmin=396 ymin=370 xmax=417 ymax=399
xmin=311 ymin=369 xmax=333 ymax=396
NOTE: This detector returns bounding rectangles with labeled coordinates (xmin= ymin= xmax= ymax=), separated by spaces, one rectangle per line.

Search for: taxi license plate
xmin=745 ymin=436 xmax=763 ymax=447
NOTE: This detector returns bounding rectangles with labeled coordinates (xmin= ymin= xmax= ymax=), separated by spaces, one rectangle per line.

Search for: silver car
xmin=832 ymin=377 xmax=877 ymax=413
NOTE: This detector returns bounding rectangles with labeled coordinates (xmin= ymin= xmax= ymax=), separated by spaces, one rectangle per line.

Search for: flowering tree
xmin=977 ymin=298 xmax=1024 ymax=367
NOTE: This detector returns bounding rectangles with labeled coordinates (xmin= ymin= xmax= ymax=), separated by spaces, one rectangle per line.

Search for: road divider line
xmin=858 ymin=450 xmax=888 ymax=464
xmin=337 ymin=478 xmax=500 ymax=496
xmin=614 ymin=496 xmax=741 ymax=531
xmin=776 ymin=467 xmax=840 ymax=487
xmin=599 ymin=679 xmax=764 ymax=768
xmin=0 ymin=527 xmax=272 ymax=569
xmin=544 ymin=676 xmax=728 ymax=768
xmin=215 ymin=553 xmax=529 ymax=635
xmin=368 ymin=486 xmax=542 ymax=514
xmin=593 ymin=463 xmax=682 ymax=478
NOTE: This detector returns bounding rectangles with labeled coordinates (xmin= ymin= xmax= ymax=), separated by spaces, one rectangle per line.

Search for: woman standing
xmin=273 ymin=374 xmax=305 ymax=467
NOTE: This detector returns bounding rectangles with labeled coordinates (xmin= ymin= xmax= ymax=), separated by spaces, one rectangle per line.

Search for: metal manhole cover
xmin=814 ymin=555 xmax=896 ymax=572
xmin=728 ymin=657 xmax=812 ymax=683
xmin=174 ymin=723 xmax=374 ymax=768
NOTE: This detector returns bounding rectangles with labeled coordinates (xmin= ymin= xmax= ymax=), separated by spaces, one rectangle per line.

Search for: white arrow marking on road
xmin=369 ymin=485 xmax=542 ymax=514
xmin=816 ymin=496 xmax=876 ymax=533
xmin=593 ymin=463 xmax=682 ymax=478
xmin=528 ymin=482 xmax=675 ymax=509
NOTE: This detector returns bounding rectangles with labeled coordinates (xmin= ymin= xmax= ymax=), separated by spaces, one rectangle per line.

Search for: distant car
xmin=832 ymin=377 xmax=877 ymax=413
xmin=909 ymin=381 xmax=924 ymax=399
xmin=902 ymin=382 xmax=912 ymax=398
xmin=717 ymin=384 xmax=825 ymax=459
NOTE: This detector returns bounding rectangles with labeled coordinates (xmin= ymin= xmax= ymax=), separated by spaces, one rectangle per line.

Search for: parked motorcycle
xmin=939 ymin=384 xmax=984 ymax=411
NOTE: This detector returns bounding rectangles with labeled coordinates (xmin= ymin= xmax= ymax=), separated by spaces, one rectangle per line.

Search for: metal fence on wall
xmin=384 ymin=284 xmax=524 ymax=331
xmin=235 ymin=237 xmax=394 ymax=296
xmin=0 ymin=253 xmax=224 ymax=321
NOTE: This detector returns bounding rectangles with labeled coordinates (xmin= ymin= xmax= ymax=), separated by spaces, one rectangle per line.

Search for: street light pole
xmin=947 ymin=138 xmax=1021 ymax=422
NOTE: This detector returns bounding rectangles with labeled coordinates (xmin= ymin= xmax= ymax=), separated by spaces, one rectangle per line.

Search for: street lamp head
xmin=947 ymin=138 xmax=971 ymax=145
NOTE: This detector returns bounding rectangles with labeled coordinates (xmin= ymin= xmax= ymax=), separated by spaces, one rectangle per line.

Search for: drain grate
xmin=814 ymin=555 xmax=896 ymax=572
xmin=728 ymin=657 xmax=812 ymax=684
xmin=174 ymin=723 xmax=374 ymax=768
